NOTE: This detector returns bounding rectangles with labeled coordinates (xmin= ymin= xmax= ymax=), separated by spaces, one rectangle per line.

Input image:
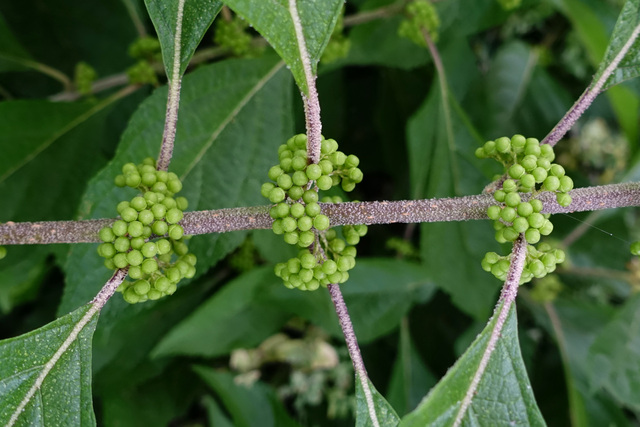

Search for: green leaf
xmin=0 ymin=11 xmax=31 ymax=73
xmin=0 ymin=304 xmax=98 ymax=426
xmin=202 ymin=395 xmax=235 ymax=427
xmin=400 ymin=304 xmax=544 ymax=426
xmin=386 ymin=322 xmax=436 ymax=416
xmin=485 ymin=41 xmax=538 ymax=137
xmin=587 ymin=293 xmax=640 ymax=411
xmin=59 ymin=56 xmax=292 ymax=315
xmin=223 ymin=0 xmax=343 ymax=94
xmin=593 ymin=0 xmax=640 ymax=90
xmin=263 ymin=258 xmax=435 ymax=343
xmin=151 ymin=268 xmax=290 ymax=358
xmin=193 ymin=366 xmax=300 ymax=427
xmin=0 ymin=92 xmax=138 ymax=222
xmin=144 ymin=0 xmax=222 ymax=79
xmin=0 ymin=246 xmax=49 ymax=314
xmin=356 ymin=375 xmax=400 ymax=427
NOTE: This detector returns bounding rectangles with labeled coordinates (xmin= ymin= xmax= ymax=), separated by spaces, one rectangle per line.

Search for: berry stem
xmin=452 ymin=235 xmax=527 ymax=427
xmin=6 ymin=267 xmax=128 ymax=427
xmin=157 ymin=0 xmax=187 ymax=172
xmin=288 ymin=0 xmax=322 ymax=164
xmin=327 ymin=283 xmax=380 ymax=427
xmin=2 ymin=182 xmax=640 ymax=245
xmin=541 ymin=20 xmax=640 ymax=147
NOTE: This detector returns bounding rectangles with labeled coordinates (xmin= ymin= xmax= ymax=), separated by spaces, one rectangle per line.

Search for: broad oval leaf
xmin=593 ymin=0 xmax=640 ymax=90
xmin=356 ymin=374 xmax=400 ymax=427
xmin=144 ymin=0 xmax=222 ymax=79
xmin=59 ymin=56 xmax=292 ymax=322
xmin=399 ymin=304 xmax=545 ymax=427
xmin=587 ymin=293 xmax=640 ymax=411
xmin=194 ymin=366 xmax=300 ymax=427
xmin=223 ymin=0 xmax=343 ymax=95
xmin=0 ymin=305 xmax=98 ymax=426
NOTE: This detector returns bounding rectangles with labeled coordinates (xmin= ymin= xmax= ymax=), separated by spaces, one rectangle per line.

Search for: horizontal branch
xmin=1 ymin=182 xmax=639 ymax=245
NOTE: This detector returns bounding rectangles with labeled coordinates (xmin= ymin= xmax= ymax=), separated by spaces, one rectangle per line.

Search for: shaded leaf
xmin=0 ymin=305 xmax=98 ymax=426
xmin=593 ymin=0 xmax=640 ymax=90
xmin=356 ymin=374 xmax=400 ymax=427
xmin=151 ymin=268 xmax=289 ymax=358
xmin=194 ymin=366 xmax=300 ymax=427
xmin=59 ymin=56 xmax=292 ymax=315
xmin=144 ymin=0 xmax=222 ymax=79
xmin=400 ymin=304 xmax=545 ymax=427
xmin=0 ymin=246 xmax=49 ymax=314
xmin=263 ymin=259 xmax=435 ymax=343
xmin=587 ymin=293 xmax=640 ymax=411
xmin=202 ymin=395 xmax=235 ymax=427
xmin=223 ymin=0 xmax=343 ymax=94
xmin=386 ymin=323 xmax=436 ymax=416
xmin=0 ymin=11 xmax=31 ymax=73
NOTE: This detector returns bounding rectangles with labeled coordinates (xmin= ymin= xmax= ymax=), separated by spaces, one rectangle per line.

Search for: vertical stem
xmin=541 ymin=21 xmax=640 ymax=147
xmin=328 ymin=284 xmax=380 ymax=427
xmin=157 ymin=0 xmax=186 ymax=171
xmin=288 ymin=0 xmax=322 ymax=163
xmin=452 ymin=235 xmax=528 ymax=427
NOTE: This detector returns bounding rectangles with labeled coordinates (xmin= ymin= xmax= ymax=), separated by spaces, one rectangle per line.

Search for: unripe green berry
xmin=141 ymin=258 xmax=158 ymax=274
xmin=130 ymin=196 xmax=147 ymax=211
xmin=128 ymin=266 xmax=143 ymax=279
xmin=509 ymin=164 xmax=525 ymax=179
xmin=342 ymin=180 xmax=356 ymax=192
xmin=349 ymin=168 xmax=363 ymax=183
xmin=169 ymin=224 xmax=184 ymax=240
xmin=99 ymin=227 xmax=115 ymax=242
xmin=113 ymin=253 xmax=129 ymax=268
xmin=306 ymin=164 xmax=322 ymax=180
xmin=300 ymin=253 xmax=317 ymax=269
xmin=173 ymin=241 xmax=188 ymax=256
xmin=166 ymin=208 xmax=183 ymax=224
xmin=539 ymin=220 xmax=553 ymax=236
xmin=517 ymin=202 xmax=533 ymax=217
xmin=503 ymin=227 xmax=519 ymax=241
xmin=505 ymin=192 xmax=521 ymax=207
xmin=322 ymin=259 xmax=338 ymax=275
xmin=138 ymin=209 xmax=154 ymax=225
xmin=302 ymin=190 xmax=318 ymax=204
xmin=319 ymin=160 xmax=333 ymax=175
xmin=123 ymin=287 xmax=141 ymax=304
xmin=98 ymin=243 xmax=116 ymax=259
xmin=162 ymin=197 xmax=177 ymax=209
xmin=528 ymin=213 xmax=545 ymax=229
xmin=556 ymin=193 xmax=572 ymax=207
xmin=313 ymin=214 xmax=330 ymax=231
xmin=121 ymin=207 xmax=138 ymax=222
xmin=288 ymin=185 xmax=304 ymax=200
xmin=134 ymin=279 xmax=151 ymax=295
xmin=141 ymin=172 xmax=157 ymax=187
xmin=115 ymin=175 xmax=126 ymax=187
xmin=297 ymin=216 xmax=313 ymax=231
xmin=513 ymin=217 xmax=530 ymax=233
xmin=495 ymin=137 xmax=511 ymax=153
xmin=330 ymin=152 xmax=347 ymax=166
xmin=277 ymin=173 xmax=293 ymax=190
xmin=520 ymin=174 xmax=535 ymax=189
xmin=126 ymin=250 xmax=143 ymax=266
xmin=299 ymin=230 xmax=315 ymax=247
xmin=274 ymin=202 xmax=290 ymax=218
xmin=531 ymin=167 xmax=547 ymax=183
xmin=487 ymin=206 xmax=501 ymax=220
xmin=500 ymin=207 xmax=517 ymax=222
xmin=282 ymin=217 xmax=297 ymax=233
xmin=284 ymin=231 xmax=300 ymax=245
xmin=269 ymin=187 xmax=286 ymax=203
xmin=549 ymin=164 xmax=565 ymax=177
xmin=152 ymin=220 xmax=168 ymax=236
xmin=292 ymin=170 xmax=309 ymax=186
xmin=536 ymin=157 xmax=551 ymax=170
xmin=114 ymin=236 xmax=131 ymax=253
xmin=262 ymin=183 xmax=275 ymax=198
xmin=125 ymin=173 xmax=141 ymax=188
xmin=521 ymin=155 xmax=537 ymax=172
xmin=483 ymin=140 xmax=496 ymax=155
xmin=540 ymin=143 xmax=555 ymax=160
xmin=167 ymin=178 xmax=182 ymax=193
xmin=317 ymin=175 xmax=333 ymax=190
xmin=176 ymin=196 xmax=188 ymax=211
xmin=128 ymin=221 xmax=144 ymax=237
xmin=272 ymin=219 xmax=284 ymax=234
xmin=559 ymin=176 xmax=573 ymax=192
xmin=493 ymin=190 xmax=506 ymax=202
xmin=268 ymin=166 xmax=284 ymax=181
xmin=141 ymin=242 xmax=157 ymax=258
xmin=542 ymin=176 xmax=560 ymax=191
xmin=475 ymin=147 xmax=486 ymax=158
xmin=305 ymin=202 xmax=321 ymax=217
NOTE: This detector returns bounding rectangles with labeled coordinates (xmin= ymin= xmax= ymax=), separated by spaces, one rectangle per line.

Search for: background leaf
xmin=0 ymin=305 xmax=98 ymax=426
xmin=223 ymin=0 xmax=343 ymax=94
xmin=356 ymin=375 xmax=400 ymax=427
xmin=144 ymin=0 xmax=222 ymax=79
xmin=194 ymin=366 xmax=300 ymax=427
xmin=399 ymin=304 xmax=545 ymax=426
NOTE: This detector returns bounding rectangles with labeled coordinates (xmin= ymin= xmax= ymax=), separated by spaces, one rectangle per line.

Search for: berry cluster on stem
xmin=262 ymin=134 xmax=366 ymax=290
xmin=97 ymin=157 xmax=196 ymax=304
xmin=476 ymin=135 xmax=572 ymax=283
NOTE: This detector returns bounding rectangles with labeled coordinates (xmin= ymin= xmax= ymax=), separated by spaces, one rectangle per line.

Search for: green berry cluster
xmin=98 ymin=157 xmax=196 ymax=304
xmin=631 ymin=241 xmax=640 ymax=256
xmin=74 ymin=62 xmax=97 ymax=96
xmin=263 ymin=135 xmax=366 ymax=290
xmin=214 ymin=17 xmax=253 ymax=57
xmin=274 ymin=212 xmax=368 ymax=290
xmin=127 ymin=60 xmax=158 ymax=86
xmin=476 ymin=135 xmax=573 ymax=283
xmin=481 ymin=243 xmax=565 ymax=284
xmin=321 ymin=11 xmax=350 ymax=64
xmin=128 ymin=36 xmax=162 ymax=62
xmin=497 ymin=0 xmax=522 ymax=11
xmin=398 ymin=0 xmax=440 ymax=47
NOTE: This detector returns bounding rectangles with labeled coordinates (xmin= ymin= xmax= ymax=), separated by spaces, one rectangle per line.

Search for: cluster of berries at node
xmin=398 ymin=0 xmax=440 ymax=46
xmin=482 ymin=243 xmax=565 ymax=284
xmin=214 ymin=16 xmax=261 ymax=57
xmin=321 ymin=10 xmax=351 ymax=64
xmin=74 ymin=62 xmax=98 ymax=96
xmin=127 ymin=37 xmax=161 ymax=86
xmin=98 ymin=158 xmax=196 ymax=304
xmin=263 ymin=134 xmax=367 ymax=290
xmin=476 ymin=135 xmax=572 ymax=283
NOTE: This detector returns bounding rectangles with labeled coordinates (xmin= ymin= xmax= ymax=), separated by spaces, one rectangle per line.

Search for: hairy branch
xmin=1 ymin=182 xmax=639 ymax=245
xmin=156 ymin=0 xmax=186 ymax=171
